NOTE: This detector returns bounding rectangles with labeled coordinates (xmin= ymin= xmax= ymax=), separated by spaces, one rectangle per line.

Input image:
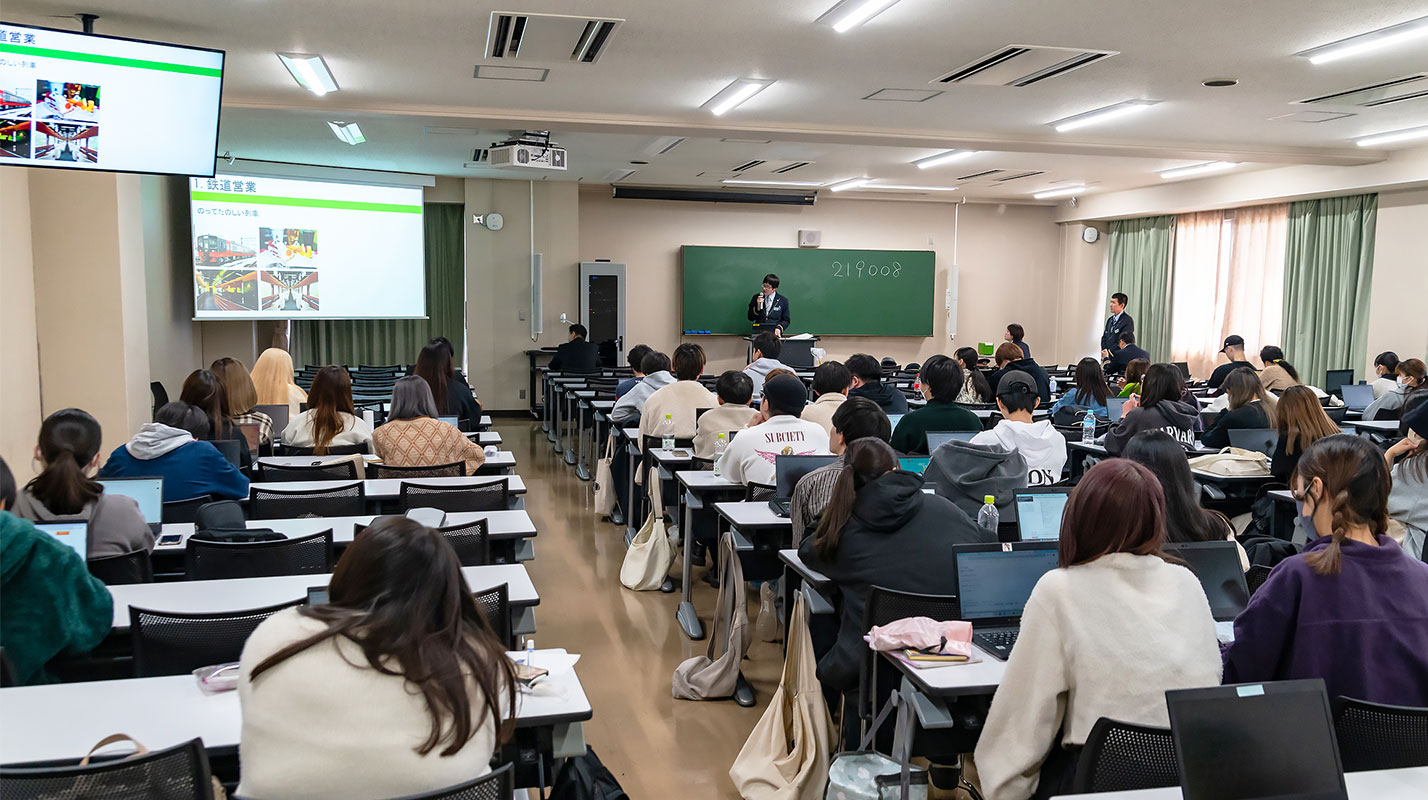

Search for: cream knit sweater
xmin=974 ymin=553 xmax=1222 ymax=800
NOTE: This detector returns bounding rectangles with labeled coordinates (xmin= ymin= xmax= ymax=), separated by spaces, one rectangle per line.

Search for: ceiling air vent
xmin=731 ymin=159 xmax=766 ymax=172
xmin=933 ymin=45 xmax=1118 ymax=87
xmin=958 ymin=169 xmax=1005 ymax=181
xmin=1296 ymin=74 xmax=1428 ymax=108
xmin=773 ymin=162 xmax=811 ymax=174
xmin=993 ymin=171 xmax=1044 ymax=182
xmin=485 ymin=12 xmax=623 ymax=64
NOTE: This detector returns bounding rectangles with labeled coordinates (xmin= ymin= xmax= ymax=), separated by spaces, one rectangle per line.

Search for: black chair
xmin=1246 ymin=564 xmax=1273 ymax=595
xmin=0 ymin=737 xmax=215 ymax=799
xmin=150 ymin=381 xmax=169 ymax=417
xmin=473 ymin=582 xmax=513 ymax=649
xmin=1332 ymin=697 xmax=1428 ymax=772
xmin=130 ymin=600 xmax=300 ymax=677
xmin=399 ymin=480 xmax=508 ymax=513
xmin=258 ymin=459 xmax=361 ymax=482
xmin=162 ymin=495 xmax=213 ymax=524
xmin=277 ymin=443 xmax=370 ymax=457
xmin=858 ymin=587 xmax=962 ymax=735
xmin=1072 ymin=717 xmax=1179 ymax=793
xmin=691 ymin=455 xmax=716 ymax=471
xmin=87 ymin=550 xmax=154 ymax=585
xmin=389 ymin=763 xmax=514 ymax=800
xmin=186 ymin=531 xmax=334 ymax=580
xmin=368 ymin=461 xmax=465 ymax=480
xmin=438 ymin=518 xmax=493 ymax=566
xmin=249 ymin=483 xmax=365 ymax=520
xmin=744 ymin=481 xmax=776 ymax=502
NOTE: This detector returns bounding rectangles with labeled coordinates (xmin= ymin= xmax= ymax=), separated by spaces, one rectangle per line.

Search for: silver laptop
xmin=437 ymin=415 xmax=460 ymax=429
xmin=36 ymin=520 xmax=88 ymax=559
xmin=1106 ymin=396 xmax=1128 ymax=422
xmin=1228 ymin=428 xmax=1278 ymax=457
xmin=97 ymin=477 xmax=164 ymax=536
xmin=926 ymin=431 xmax=978 ymax=452
xmin=1339 ymin=383 xmax=1373 ymax=412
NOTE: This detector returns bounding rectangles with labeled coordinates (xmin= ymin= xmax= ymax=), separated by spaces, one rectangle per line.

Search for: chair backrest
xmin=399 ymin=480 xmax=508 ymax=513
xmin=130 ymin=600 xmax=300 ymax=677
xmin=150 ymin=381 xmax=169 ymax=416
xmin=858 ymin=586 xmax=961 ymax=728
xmin=194 ymin=499 xmax=248 ymax=532
xmin=277 ymin=443 xmax=370 ymax=457
xmin=0 ymin=737 xmax=215 ymax=800
xmin=438 ymin=517 xmax=492 ymax=567
xmin=744 ymin=481 xmax=776 ymax=502
xmin=249 ymin=483 xmax=366 ymax=520
xmin=1332 ymin=697 xmax=1428 ymax=772
xmin=1072 ymin=717 xmax=1179 ymax=793
xmin=259 ymin=460 xmax=361 ymax=482
xmin=391 ymin=763 xmax=514 ymax=800
xmin=162 ymin=494 xmax=213 ymax=524
xmin=691 ymin=455 xmax=715 ymax=471
xmin=368 ymin=461 xmax=465 ymax=480
xmin=186 ymin=531 xmax=334 ymax=580
xmin=1246 ymin=564 xmax=1273 ymax=595
xmin=87 ymin=550 xmax=154 ymax=585
xmin=472 ymin=582 xmax=513 ymax=649
xmin=0 ymin=647 xmax=16 ymax=687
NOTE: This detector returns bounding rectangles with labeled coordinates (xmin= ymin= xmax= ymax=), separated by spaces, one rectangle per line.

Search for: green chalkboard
xmin=680 ymin=246 xmax=935 ymax=336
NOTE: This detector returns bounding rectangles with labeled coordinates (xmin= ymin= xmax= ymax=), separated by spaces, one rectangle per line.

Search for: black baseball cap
xmin=996 ymin=370 xmax=1038 ymax=397
xmin=1220 ymin=335 xmax=1245 ymax=353
xmin=762 ymin=374 xmax=808 ymax=417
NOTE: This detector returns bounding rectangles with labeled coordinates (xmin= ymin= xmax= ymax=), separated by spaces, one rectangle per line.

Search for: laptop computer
xmin=1167 ymin=679 xmax=1347 ymax=800
xmin=898 ymin=457 xmax=930 ymax=476
xmin=35 ymin=520 xmax=88 ymax=559
xmin=950 ymin=542 xmax=1060 ymax=660
xmin=1173 ymin=361 xmax=1191 ymax=380
xmin=1106 ymin=396 xmax=1127 ymax=422
xmin=1227 ymin=428 xmax=1278 ymax=457
xmin=1013 ymin=487 xmax=1069 ymax=542
xmin=254 ymin=404 xmax=290 ymax=440
xmin=1339 ymin=383 xmax=1374 ymax=412
xmin=437 ymin=415 xmax=460 ymax=429
xmin=1323 ymin=369 xmax=1353 ymax=398
xmin=237 ymin=423 xmax=263 ymax=457
xmin=97 ymin=477 xmax=164 ymax=536
xmin=926 ymin=431 xmax=978 ymax=453
xmin=767 ymin=454 xmax=838 ymax=517
xmin=211 ymin=439 xmax=243 ymax=468
xmin=1162 ymin=541 xmax=1250 ymax=621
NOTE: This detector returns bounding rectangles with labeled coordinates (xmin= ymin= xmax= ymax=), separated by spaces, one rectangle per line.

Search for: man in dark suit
xmin=548 ymin=323 xmax=600 ymax=372
xmin=747 ymin=273 xmax=791 ymax=335
xmin=1101 ymin=292 xmax=1134 ymax=356
xmin=1106 ymin=331 xmax=1151 ymax=375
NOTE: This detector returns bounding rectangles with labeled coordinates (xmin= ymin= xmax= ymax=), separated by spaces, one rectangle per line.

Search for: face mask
xmin=1296 ymin=498 xmax=1320 ymax=538
xmin=1400 ymin=377 xmax=1411 ymax=387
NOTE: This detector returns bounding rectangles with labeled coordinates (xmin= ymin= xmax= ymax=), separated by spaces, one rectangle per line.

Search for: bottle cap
xmin=984 ymin=495 xmax=995 ymax=504
xmin=717 ymin=432 xmax=726 ymax=439
xmin=665 ymin=413 xmax=672 ymax=418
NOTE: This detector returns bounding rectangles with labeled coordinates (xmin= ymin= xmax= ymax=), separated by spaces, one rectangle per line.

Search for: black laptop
xmin=767 ymin=454 xmax=838 ymax=517
xmin=949 ymin=542 xmax=1060 ymax=660
xmin=1162 ymin=540 xmax=1250 ymax=621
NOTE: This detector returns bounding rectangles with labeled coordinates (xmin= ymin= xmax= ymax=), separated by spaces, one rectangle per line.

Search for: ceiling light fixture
xmin=1298 ymin=15 xmax=1428 ymax=65
xmin=1354 ymin=124 xmax=1428 ymax=147
xmin=1033 ymin=185 xmax=1087 ymax=199
xmin=828 ymin=177 xmax=871 ymax=192
xmin=913 ymin=149 xmax=977 ymax=169
xmin=602 ymin=169 xmax=637 ymax=183
xmin=277 ymin=52 xmax=338 ymax=95
xmin=864 ymin=184 xmax=960 ymax=191
xmin=827 ymin=0 xmax=901 ymax=32
xmin=327 ymin=121 xmax=364 ymax=145
xmin=702 ymin=78 xmax=774 ymax=116
xmin=721 ymin=179 xmax=825 ymax=187
xmin=642 ymin=136 xmax=687 ymax=156
xmin=1049 ymin=100 xmax=1158 ymax=133
xmin=1158 ymin=161 xmax=1238 ymax=179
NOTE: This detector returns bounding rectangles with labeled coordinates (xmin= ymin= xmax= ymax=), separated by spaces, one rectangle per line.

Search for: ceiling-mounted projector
xmin=489 ymin=130 xmax=567 ymax=171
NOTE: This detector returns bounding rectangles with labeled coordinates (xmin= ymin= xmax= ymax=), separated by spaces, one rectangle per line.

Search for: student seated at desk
xmin=13 ymin=408 xmax=152 ymax=558
xmin=251 ymin=347 xmax=307 ymax=421
xmin=890 ymin=355 xmax=981 ymax=455
xmin=987 ymin=343 xmax=1051 ymax=405
xmin=715 ymin=374 xmax=829 ymax=486
xmin=1363 ymin=357 xmax=1425 ymax=425
xmin=953 ymin=347 xmax=993 ymax=404
xmin=610 ymin=350 xmax=674 ymax=428
xmin=800 ymin=361 xmax=850 ymax=438
xmin=1222 ymin=434 xmax=1428 ymax=707
xmin=546 ymin=322 xmax=600 ymax=373
xmin=0 ymin=457 xmax=114 ymax=687
xmin=615 ymin=344 xmax=652 ymax=399
xmin=1104 ymin=331 xmax=1150 ymax=376
xmin=1116 ymin=357 xmax=1149 ymax=398
xmin=1103 ymin=363 xmax=1199 ymax=456
xmin=797 ymin=438 xmax=990 ymax=697
xmin=373 ymin=376 xmax=485 ymax=475
xmin=845 ymin=353 xmax=908 ymax=415
xmin=1371 ymin=351 xmax=1400 ymax=398
xmin=1050 ymin=357 xmax=1112 ymax=421
xmin=1201 ymin=368 xmax=1277 ymax=449
xmin=282 ymin=366 xmax=374 ymax=454
xmin=972 ymin=371 xmax=1067 ymax=486
xmin=743 ymin=332 xmax=790 ymax=403
xmin=212 ymin=357 xmax=275 ymax=445
xmin=238 ymin=517 xmax=516 ymax=800
xmin=790 ymin=398 xmax=891 ymax=544
xmin=975 ymin=459 xmax=1222 ymax=800
xmin=416 ymin=342 xmax=482 ymax=431
xmin=1385 ymin=399 xmax=1428 ymax=560
xmin=693 ymin=371 xmax=760 ymax=459
xmin=100 ymin=402 xmax=249 ymax=502
xmin=1257 ymin=345 xmax=1298 ymax=393
xmin=1271 ymin=386 xmax=1339 ymax=482
xmin=1206 ymin=335 xmax=1256 ymax=393
xmin=640 ymin=343 xmax=717 ymax=442
xmin=1124 ymin=430 xmax=1246 ymax=570
xmin=180 ymin=368 xmax=252 ymax=470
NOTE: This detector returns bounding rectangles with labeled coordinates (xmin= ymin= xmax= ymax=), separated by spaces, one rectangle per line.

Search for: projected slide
xmin=190 ymin=173 xmax=425 ymax=320
xmin=0 ymin=23 xmax=222 ymax=175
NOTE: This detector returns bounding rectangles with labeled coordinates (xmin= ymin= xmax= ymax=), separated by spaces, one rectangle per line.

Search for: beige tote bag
xmin=729 ymin=591 xmax=835 ymax=800
xmin=620 ymin=477 xmax=676 ymax=591
xmin=1188 ymin=446 xmax=1270 ymax=477
xmin=673 ymin=532 xmax=751 ymax=699
xmin=594 ymin=432 xmax=617 ymax=518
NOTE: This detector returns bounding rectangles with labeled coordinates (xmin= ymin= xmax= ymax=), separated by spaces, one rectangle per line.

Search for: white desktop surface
xmin=465 ymin=432 xmax=502 ymax=446
xmin=677 ymin=470 xmax=742 ymax=490
xmin=247 ymin=475 xmax=526 ymax=499
xmin=889 ymin=647 xmax=1007 ymax=696
xmin=649 ymin=448 xmax=694 ymax=465
xmin=1345 ymin=419 xmax=1401 ymax=433
xmin=259 ymin=452 xmax=516 ymax=470
xmin=778 ymin=549 xmax=830 ymax=586
xmin=714 ymin=501 xmax=791 ymax=529
xmin=155 ymin=510 xmax=536 ymax=551
xmin=1052 ymin=767 xmax=1428 ymax=799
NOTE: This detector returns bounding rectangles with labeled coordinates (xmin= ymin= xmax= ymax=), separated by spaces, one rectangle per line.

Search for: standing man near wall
xmin=1101 ymin=293 xmax=1135 ymax=359
xmin=747 ymin=273 xmax=791 ymax=336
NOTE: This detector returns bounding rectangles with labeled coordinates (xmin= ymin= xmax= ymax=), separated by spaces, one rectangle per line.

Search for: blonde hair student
xmin=251 ymin=347 xmax=307 ymax=419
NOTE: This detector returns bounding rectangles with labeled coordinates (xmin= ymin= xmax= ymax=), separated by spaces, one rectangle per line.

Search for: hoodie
xmin=639 ymin=379 xmax=718 ymax=441
xmin=13 ymin=490 xmax=154 ymax=559
xmin=0 ymin=511 xmax=113 ymax=685
xmin=609 ymin=370 xmax=677 ymax=426
xmin=925 ymin=440 xmax=1029 ymax=522
xmin=972 ymin=419 xmax=1069 ymax=486
xmin=743 ymin=357 xmax=790 ymax=402
xmin=99 ymin=423 xmax=249 ymax=502
xmin=798 ymin=471 xmax=993 ymax=690
xmin=848 ymin=381 xmax=909 ymax=415
xmin=990 ymin=358 xmax=1052 ymax=404
xmin=1102 ymin=399 xmax=1199 ymax=456
xmin=714 ymin=413 xmax=831 ymax=486
xmin=1389 ymin=460 xmax=1428 ymax=561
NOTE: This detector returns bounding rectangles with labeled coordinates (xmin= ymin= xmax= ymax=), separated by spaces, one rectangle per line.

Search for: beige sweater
xmin=281 ymin=411 xmax=373 ymax=451
xmin=693 ymin=404 xmax=761 ymax=458
xmin=974 ymin=553 xmax=1222 ymax=800
xmin=640 ymin=379 xmax=718 ymax=441
xmin=800 ymin=392 xmax=846 ymax=438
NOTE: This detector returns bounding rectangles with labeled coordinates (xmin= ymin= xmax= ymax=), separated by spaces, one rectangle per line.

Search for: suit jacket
xmin=747 ymin=292 xmax=791 ymax=331
xmin=1107 ymin=343 xmax=1151 ymax=374
xmin=1102 ymin=312 xmax=1135 ymax=352
xmin=548 ymin=338 xmax=600 ymax=373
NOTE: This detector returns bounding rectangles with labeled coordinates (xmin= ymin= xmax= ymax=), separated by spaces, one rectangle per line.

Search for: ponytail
xmin=811 ymin=438 xmax=897 ymax=561
xmin=26 ymin=408 xmax=103 ymax=515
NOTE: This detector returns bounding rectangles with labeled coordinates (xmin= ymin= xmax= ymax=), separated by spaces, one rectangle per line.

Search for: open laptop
xmin=1339 ymin=383 xmax=1374 ymax=412
xmin=950 ymin=542 xmax=1060 ymax=660
xmin=1168 ymin=679 xmax=1347 ymax=800
xmin=1173 ymin=361 xmax=1191 ymax=380
xmin=768 ymin=454 xmax=838 ymax=517
xmin=211 ymin=439 xmax=243 ymax=468
xmin=1013 ymin=487 xmax=1069 ymax=542
xmin=97 ymin=477 xmax=164 ymax=536
xmin=1106 ymin=396 xmax=1127 ymax=422
xmin=1163 ymin=541 xmax=1249 ymax=621
xmin=898 ymin=457 xmax=930 ymax=476
xmin=1228 ymin=428 xmax=1278 ymax=457
xmin=35 ymin=520 xmax=88 ymax=559
xmin=437 ymin=415 xmax=460 ymax=429
xmin=926 ymin=431 xmax=978 ymax=453
xmin=1323 ymin=369 xmax=1353 ymax=398
xmin=237 ymin=423 xmax=263 ymax=457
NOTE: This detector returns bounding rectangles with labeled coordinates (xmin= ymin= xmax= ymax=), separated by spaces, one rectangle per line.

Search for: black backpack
xmin=548 ymin=747 xmax=628 ymax=800
xmin=191 ymin=499 xmax=286 ymax=543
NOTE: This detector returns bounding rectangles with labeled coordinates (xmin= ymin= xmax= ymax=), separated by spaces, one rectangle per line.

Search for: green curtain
xmin=1107 ymin=215 xmax=1176 ymax=361
xmin=293 ymin=203 xmax=465 ymax=368
xmin=1281 ymin=194 xmax=1377 ymax=389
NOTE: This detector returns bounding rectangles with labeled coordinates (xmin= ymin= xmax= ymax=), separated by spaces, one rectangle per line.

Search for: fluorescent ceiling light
xmin=1158 ymin=161 xmax=1238 ymax=179
xmin=1050 ymin=100 xmax=1158 ymax=133
xmin=827 ymin=0 xmax=901 ymax=32
xmin=914 ymin=149 xmax=977 ymax=169
xmin=277 ymin=52 xmax=338 ymax=95
xmin=702 ymin=79 xmax=774 ymax=116
xmin=721 ymin=179 xmax=825 ymax=187
xmin=327 ymin=121 xmax=364 ymax=145
xmin=828 ymin=177 xmax=871 ymax=192
xmin=1354 ymin=124 xmax=1428 ymax=147
xmin=1298 ymin=15 xmax=1428 ymax=65
xmin=1033 ymin=185 xmax=1087 ymax=199
xmin=865 ymin=184 xmax=960 ymax=191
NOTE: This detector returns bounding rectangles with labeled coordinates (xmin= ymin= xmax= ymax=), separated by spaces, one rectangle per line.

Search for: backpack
xmin=1240 ymin=535 xmax=1301 ymax=569
xmin=192 ymin=499 xmax=286 ymax=543
xmin=548 ymin=747 xmax=629 ymax=800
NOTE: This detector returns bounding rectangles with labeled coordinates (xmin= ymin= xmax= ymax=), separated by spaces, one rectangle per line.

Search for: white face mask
xmin=1400 ymin=377 xmax=1411 ymax=387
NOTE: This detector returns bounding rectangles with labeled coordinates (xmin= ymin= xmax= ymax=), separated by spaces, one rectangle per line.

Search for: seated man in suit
xmin=548 ymin=324 xmax=600 ymax=373
xmin=1105 ymin=331 xmax=1151 ymax=376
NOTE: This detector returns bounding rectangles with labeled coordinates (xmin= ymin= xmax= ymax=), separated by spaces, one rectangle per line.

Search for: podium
xmin=744 ymin=334 xmax=820 ymax=368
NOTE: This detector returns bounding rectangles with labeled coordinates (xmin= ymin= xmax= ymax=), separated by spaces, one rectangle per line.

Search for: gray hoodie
xmin=926 ymin=440 xmax=1029 ymax=522
xmin=1389 ymin=460 xmax=1428 ymax=560
xmin=125 ymin=423 xmax=195 ymax=460
xmin=13 ymin=489 xmax=155 ymax=559
xmin=1102 ymin=399 xmax=1200 ymax=456
xmin=743 ymin=357 xmax=790 ymax=402
xmin=609 ymin=371 xmax=677 ymax=425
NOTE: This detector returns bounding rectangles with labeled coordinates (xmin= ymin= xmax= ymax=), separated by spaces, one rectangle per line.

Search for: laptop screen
xmin=1323 ymin=369 xmax=1353 ymax=397
xmin=437 ymin=416 xmax=460 ymax=429
xmin=1106 ymin=396 xmax=1127 ymax=422
xmin=97 ymin=478 xmax=164 ymax=525
xmin=255 ymin=404 xmax=290 ymax=437
xmin=1163 ymin=541 xmax=1250 ymax=621
xmin=926 ymin=431 xmax=977 ymax=452
xmin=1014 ymin=490 xmax=1068 ymax=542
xmin=954 ymin=548 xmax=1059 ymax=621
xmin=1227 ymin=428 xmax=1278 ymax=458
xmin=898 ymin=457 xmax=930 ymax=476
xmin=35 ymin=521 xmax=88 ymax=559
xmin=886 ymin=414 xmax=904 ymax=430
xmin=1339 ymin=383 xmax=1373 ymax=411
xmin=773 ymin=455 xmax=838 ymax=500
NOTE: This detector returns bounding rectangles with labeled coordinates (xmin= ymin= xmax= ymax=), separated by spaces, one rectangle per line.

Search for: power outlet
xmin=519 ymin=389 xmax=526 ymax=399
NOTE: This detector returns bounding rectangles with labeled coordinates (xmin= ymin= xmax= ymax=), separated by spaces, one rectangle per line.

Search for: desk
xmin=675 ymin=470 xmax=744 ymax=640
xmin=525 ymin=349 xmax=557 ymax=418
xmin=1268 ymin=488 xmax=1299 ymax=542
xmin=1345 ymin=419 xmax=1400 ymax=435
xmin=1050 ymin=767 xmax=1428 ymax=799
xmin=1068 ymin=441 xmax=1216 ymax=482
xmin=259 ymin=451 xmax=517 ymax=475
xmin=247 ymin=475 xmax=527 ymax=509
xmin=462 ymin=431 xmax=502 ymax=447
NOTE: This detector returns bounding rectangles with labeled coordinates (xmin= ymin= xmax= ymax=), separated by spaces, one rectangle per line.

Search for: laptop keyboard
xmin=767 ymin=499 xmax=791 ymax=517
xmin=973 ymin=629 xmax=1019 ymax=661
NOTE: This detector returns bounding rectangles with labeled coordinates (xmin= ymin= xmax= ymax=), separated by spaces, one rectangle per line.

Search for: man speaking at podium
xmin=747 ymin=273 xmax=791 ymax=335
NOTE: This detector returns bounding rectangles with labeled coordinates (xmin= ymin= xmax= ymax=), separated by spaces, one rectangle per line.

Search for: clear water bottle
xmin=658 ymin=413 xmax=676 ymax=451
xmin=712 ymin=432 xmax=728 ymax=476
xmin=1082 ymin=411 xmax=1097 ymax=444
xmin=977 ymin=495 xmax=999 ymax=532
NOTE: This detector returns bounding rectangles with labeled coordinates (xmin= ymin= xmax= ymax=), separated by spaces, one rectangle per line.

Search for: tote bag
xmin=594 ymin=432 xmax=617 ymax=518
xmin=619 ymin=477 xmax=675 ymax=591
xmin=673 ymin=532 xmax=751 ymax=699
xmin=1188 ymin=447 xmax=1270 ymax=477
xmin=729 ymin=591 xmax=835 ymax=799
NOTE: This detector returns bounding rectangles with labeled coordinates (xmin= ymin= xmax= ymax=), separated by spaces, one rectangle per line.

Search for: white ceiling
xmin=8 ymin=0 xmax=1428 ymax=201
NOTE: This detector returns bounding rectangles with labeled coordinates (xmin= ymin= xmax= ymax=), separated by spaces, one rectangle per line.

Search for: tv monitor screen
xmin=0 ymin=22 xmax=222 ymax=176
xmin=189 ymin=173 xmax=425 ymax=320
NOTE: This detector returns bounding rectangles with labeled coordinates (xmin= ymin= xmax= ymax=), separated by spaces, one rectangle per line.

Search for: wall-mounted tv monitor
xmin=0 ymin=22 xmax=223 ymax=176
xmin=189 ymin=173 xmax=426 ymax=320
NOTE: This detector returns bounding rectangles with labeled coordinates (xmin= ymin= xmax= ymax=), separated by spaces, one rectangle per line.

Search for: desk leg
xmin=564 ymin=394 xmax=578 ymax=465
xmin=576 ymin=405 xmax=592 ymax=481
xmin=541 ymin=376 xmax=553 ymax=434
xmin=890 ymin=685 xmax=917 ymax=800
xmin=678 ymin=492 xmax=704 ymax=640
xmin=625 ymin=443 xmax=639 ymax=543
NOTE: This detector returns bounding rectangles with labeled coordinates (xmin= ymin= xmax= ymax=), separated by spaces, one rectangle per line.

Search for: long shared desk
xmin=245 ymin=475 xmax=527 ymax=510
xmin=1050 ymin=769 xmax=1428 ymax=799
xmin=258 ymin=450 xmax=517 ymax=475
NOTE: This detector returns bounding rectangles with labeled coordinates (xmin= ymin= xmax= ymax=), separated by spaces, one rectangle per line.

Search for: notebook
xmin=1162 ymin=541 xmax=1250 ymax=621
xmin=1012 ymin=487 xmax=1069 ymax=542
xmin=950 ymin=542 xmax=1059 ymax=661
xmin=767 ymin=454 xmax=838 ymax=517
xmin=1339 ymin=383 xmax=1374 ymax=412
xmin=926 ymin=431 xmax=977 ymax=452
xmin=36 ymin=520 xmax=88 ymax=559
xmin=97 ymin=477 xmax=164 ymax=536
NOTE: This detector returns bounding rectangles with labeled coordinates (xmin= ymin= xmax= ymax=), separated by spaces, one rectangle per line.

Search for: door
xmin=580 ymin=262 xmax=625 ymax=368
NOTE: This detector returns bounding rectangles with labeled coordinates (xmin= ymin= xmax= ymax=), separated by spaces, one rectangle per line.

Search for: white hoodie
xmin=715 ymin=413 xmax=830 ymax=486
xmin=972 ymin=419 xmax=1068 ymax=487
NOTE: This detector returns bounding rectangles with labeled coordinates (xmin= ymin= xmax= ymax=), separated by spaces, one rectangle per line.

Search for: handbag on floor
xmin=825 ymin=752 xmax=928 ymax=800
xmin=673 ymin=532 xmax=751 ymax=699
xmin=594 ymin=432 xmax=616 ymax=518
xmin=729 ymin=591 xmax=835 ymax=799
xmin=620 ymin=477 xmax=675 ymax=591
xmin=548 ymin=746 xmax=629 ymax=800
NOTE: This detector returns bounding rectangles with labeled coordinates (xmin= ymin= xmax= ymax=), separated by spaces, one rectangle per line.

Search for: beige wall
xmin=1364 ymin=189 xmax=1428 ymax=375
xmin=142 ymin=175 xmax=203 ymax=399
xmin=0 ymin=170 xmax=42 ymax=477
xmin=1053 ymin=222 xmax=1110 ymax=366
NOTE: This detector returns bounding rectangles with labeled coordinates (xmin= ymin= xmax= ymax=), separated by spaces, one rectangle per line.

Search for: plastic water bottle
xmin=977 ymin=495 xmax=999 ymax=532
xmin=1082 ymin=411 xmax=1097 ymax=444
xmin=712 ymin=432 xmax=728 ymax=476
xmin=658 ymin=413 xmax=676 ymax=451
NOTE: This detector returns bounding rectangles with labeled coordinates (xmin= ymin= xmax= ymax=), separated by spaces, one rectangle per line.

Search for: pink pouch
xmin=864 ymin=617 xmax=973 ymax=657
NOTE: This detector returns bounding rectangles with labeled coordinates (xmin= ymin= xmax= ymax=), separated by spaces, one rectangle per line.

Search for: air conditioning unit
xmin=489 ymin=143 xmax=567 ymax=171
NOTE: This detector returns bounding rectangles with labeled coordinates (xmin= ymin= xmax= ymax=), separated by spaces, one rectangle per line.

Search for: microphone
xmin=756 ymin=293 xmax=764 ymax=310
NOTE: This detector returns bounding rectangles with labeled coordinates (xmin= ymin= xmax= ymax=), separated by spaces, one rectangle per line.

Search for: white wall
xmin=1364 ymin=188 xmax=1428 ymax=374
xmin=0 ymin=169 xmax=42 ymax=475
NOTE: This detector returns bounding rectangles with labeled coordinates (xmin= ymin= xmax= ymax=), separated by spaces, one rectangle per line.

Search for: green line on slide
xmin=192 ymin=192 xmax=422 ymax=214
xmin=0 ymin=42 xmax=222 ymax=77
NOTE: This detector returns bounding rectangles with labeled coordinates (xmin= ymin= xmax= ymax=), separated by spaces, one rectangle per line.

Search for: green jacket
xmin=891 ymin=401 xmax=983 ymax=455
xmin=0 ymin=511 xmax=113 ymax=685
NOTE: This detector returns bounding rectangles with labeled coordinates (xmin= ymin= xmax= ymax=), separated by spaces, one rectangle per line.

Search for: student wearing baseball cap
xmin=1207 ymin=335 xmax=1256 ymax=392
xmin=972 ymin=370 xmax=1068 ymax=486
xmin=714 ymin=373 xmax=830 ymax=486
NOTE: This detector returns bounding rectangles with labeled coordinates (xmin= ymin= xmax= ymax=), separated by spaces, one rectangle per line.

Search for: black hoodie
xmin=1103 ymin=399 xmax=1200 ymax=456
xmin=849 ymin=381 xmax=909 ymax=415
xmin=989 ymin=358 xmax=1052 ymax=404
xmin=797 ymin=470 xmax=993 ymax=691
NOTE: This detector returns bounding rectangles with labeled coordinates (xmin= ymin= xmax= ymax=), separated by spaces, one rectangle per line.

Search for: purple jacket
xmin=1223 ymin=535 xmax=1428 ymax=706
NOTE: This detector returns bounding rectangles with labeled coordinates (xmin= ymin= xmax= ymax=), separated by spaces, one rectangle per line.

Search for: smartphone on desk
xmin=157 ymin=533 xmax=184 ymax=547
xmin=672 ymin=449 xmax=690 ymax=458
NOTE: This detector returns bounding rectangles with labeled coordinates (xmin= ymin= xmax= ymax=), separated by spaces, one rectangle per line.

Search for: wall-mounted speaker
xmin=798 ymin=229 xmax=822 ymax=248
